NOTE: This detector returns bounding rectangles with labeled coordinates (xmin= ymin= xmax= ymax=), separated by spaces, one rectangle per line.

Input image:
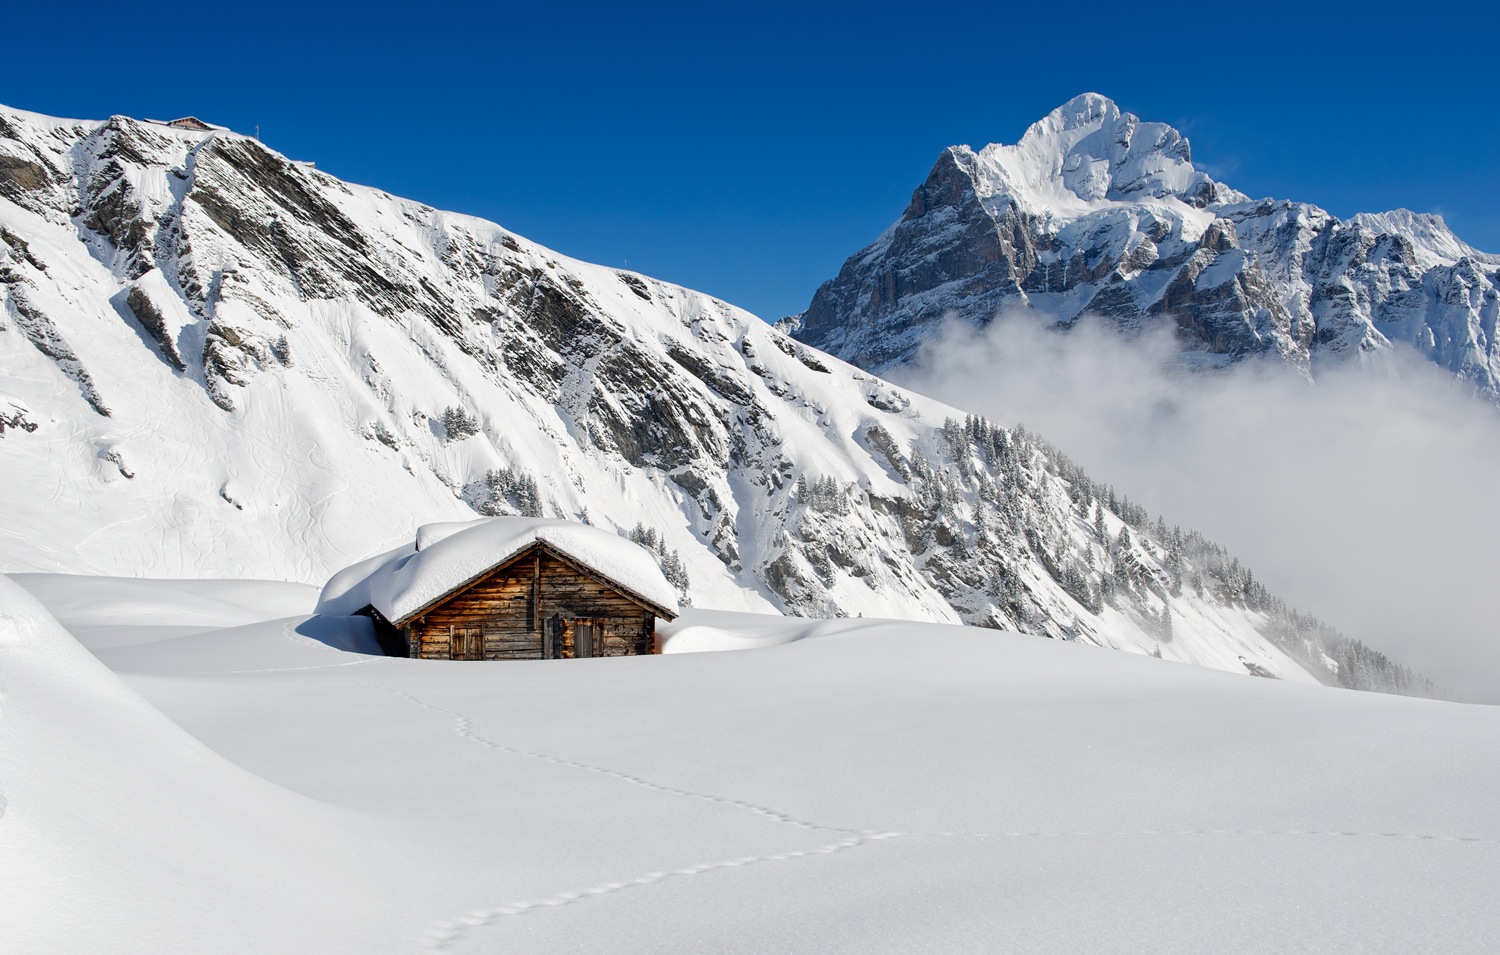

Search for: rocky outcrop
xmin=3 ymin=281 xmax=110 ymax=416
xmin=796 ymin=147 xmax=1046 ymax=370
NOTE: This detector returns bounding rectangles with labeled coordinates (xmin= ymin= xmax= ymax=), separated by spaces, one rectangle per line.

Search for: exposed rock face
xmin=789 ymin=93 xmax=1500 ymax=393
xmin=0 ymin=102 xmax=1434 ymax=697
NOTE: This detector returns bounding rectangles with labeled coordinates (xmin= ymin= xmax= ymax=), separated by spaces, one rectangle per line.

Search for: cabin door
xmin=573 ymin=619 xmax=599 ymax=659
xmin=450 ymin=626 xmax=484 ymax=661
xmin=543 ymin=615 xmax=564 ymax=660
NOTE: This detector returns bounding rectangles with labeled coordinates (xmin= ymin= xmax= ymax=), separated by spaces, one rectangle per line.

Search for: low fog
xmin=895 ymin=312 xmax=1500 ymax=704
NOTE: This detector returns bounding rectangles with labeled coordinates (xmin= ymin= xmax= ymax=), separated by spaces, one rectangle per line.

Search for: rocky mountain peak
xmin=971 ymin=93 xmax=1225 ymax=211
xmin=1015 ymin=91 xmax=1124 ymax=148
xmin=1348 ymin=209 xmax=1499 ymax=270
xmin=789 ymin=96 xmax=1500 ymax=395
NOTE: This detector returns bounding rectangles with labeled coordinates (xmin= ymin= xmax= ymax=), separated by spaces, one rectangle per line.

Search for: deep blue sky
xmin=5 ymin=1 xmax=1496 ymax=320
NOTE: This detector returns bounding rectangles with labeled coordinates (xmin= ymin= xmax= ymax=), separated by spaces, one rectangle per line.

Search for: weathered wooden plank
xmin=447 ymin=592 xmax=531 ymax=602
xmin=438 ymin=593 xmax=530 ymax=601
xmin=435 ymin=593 xmax=534 ymax=605
xmin=532 ymin=550 xmax=542 ymax=634
xmin=433 ymin=603 xmax=645 ymax=625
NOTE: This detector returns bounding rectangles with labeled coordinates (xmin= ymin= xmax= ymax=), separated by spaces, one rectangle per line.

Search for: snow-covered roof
xmin=143 ymin=116 xmax=227 ymax=132
xmin=316 ymin=517 xmax=680 ymax=623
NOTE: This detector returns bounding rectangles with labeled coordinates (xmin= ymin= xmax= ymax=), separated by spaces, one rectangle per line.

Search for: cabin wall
xmin=402 ymin=548 xmax=656 ymax=660
xmin=534 ymin=554 xmax=656 ymax=657
xmin=408 ymin=561 xmax=535 ymax=660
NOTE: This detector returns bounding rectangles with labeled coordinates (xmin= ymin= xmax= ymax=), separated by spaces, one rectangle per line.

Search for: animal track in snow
xmin=421 ymin=833 xmax=903 ymax=951
xmin=369 ymin=682 xmax=878 ymax=836
xmin=920 ymin=828 xmax=1500 ymax=844
xmin=375 ymin=681 xmax=1500 ymax=851
xmin=376 ymin=681 xmax=1497 ymax=952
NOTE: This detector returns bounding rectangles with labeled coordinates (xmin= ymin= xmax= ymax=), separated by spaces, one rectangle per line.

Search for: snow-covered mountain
xmin=786 ymin=93 xmax=1500 ymax=389
xmin=0 ymin=104 xmax=1431 ymax=694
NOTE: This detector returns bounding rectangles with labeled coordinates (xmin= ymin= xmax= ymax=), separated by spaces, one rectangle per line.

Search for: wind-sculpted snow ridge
xmin=788 ymin=93 xmax=1500 ymax=394
xmin=0 ymin=104 xmax=1434 ymax=695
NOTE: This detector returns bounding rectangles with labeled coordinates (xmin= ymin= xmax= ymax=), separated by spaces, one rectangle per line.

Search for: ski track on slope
xmin=374 ymin=682 xmax=1499 ymax=952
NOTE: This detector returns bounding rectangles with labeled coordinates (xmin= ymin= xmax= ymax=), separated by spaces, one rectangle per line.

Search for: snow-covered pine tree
xmin=476 ymin=467 xmax=542 ymax=516
xmin=440 ymin=405 xmax=480 ymax=441
xmin=630 ymin=524 xmax=692 ymax=603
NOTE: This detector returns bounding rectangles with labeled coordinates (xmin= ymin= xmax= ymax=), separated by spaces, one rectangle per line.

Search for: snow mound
xmin=657 ymin=608 xmax=825 ymax=653
xmin=0 ymin=574 xmax=392 ymax=953
xmin=9 ymin=574 xmax=316 ymax=631
xmin=6 ymin=576 xmax=1499 ymax=952
xmin=316 ymin=517 xmax=681 ymax=622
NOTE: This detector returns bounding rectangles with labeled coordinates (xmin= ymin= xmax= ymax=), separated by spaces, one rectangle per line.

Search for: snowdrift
xmin=0 ymin=576 xmax=400 ymax=953
xmin=4 ymin=574 xmax=1496 ymax=953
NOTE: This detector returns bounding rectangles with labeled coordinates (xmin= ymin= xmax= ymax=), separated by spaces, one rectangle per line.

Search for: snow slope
xmin=0 ymin=103 xmax=1430 ymax=692
xmin=790 ymin=93 xmax=1500 ymax=391
xmin=3 ymin=574 xmax=1495 ymax=953
xmin=8 ymin=572 xmax=315 ymax=647
xmin=0 ymin=575 xmax=409 ymax=953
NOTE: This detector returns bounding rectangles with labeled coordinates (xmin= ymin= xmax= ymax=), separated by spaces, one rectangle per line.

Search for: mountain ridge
xmin=786 ymin=94 xmax=1500 ymax=391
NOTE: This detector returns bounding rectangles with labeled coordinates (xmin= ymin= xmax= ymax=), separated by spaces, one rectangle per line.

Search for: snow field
xmin=4 ymin=574 xmax=1496 ymax=953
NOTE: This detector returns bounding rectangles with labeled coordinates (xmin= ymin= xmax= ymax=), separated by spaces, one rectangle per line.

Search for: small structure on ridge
xmin=316 ymin=517 xmax=680 ymax=660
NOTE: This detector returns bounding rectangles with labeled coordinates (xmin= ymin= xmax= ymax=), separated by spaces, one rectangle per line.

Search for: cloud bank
xmin=894 ymin=312 xmax=1500 ymax=703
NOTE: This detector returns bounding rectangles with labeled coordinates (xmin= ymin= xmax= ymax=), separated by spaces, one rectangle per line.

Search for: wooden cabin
xmin=376 ymin=542 xmax=675 ymax=659
xmin=328 ymin=517 xmax=681 ymax=661
xmin=166 ymin=116 xmax=216 ymax=131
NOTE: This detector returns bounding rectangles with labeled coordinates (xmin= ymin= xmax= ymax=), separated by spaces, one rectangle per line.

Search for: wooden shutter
xmin=449 ymin=627 xmax=483 ymax=661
